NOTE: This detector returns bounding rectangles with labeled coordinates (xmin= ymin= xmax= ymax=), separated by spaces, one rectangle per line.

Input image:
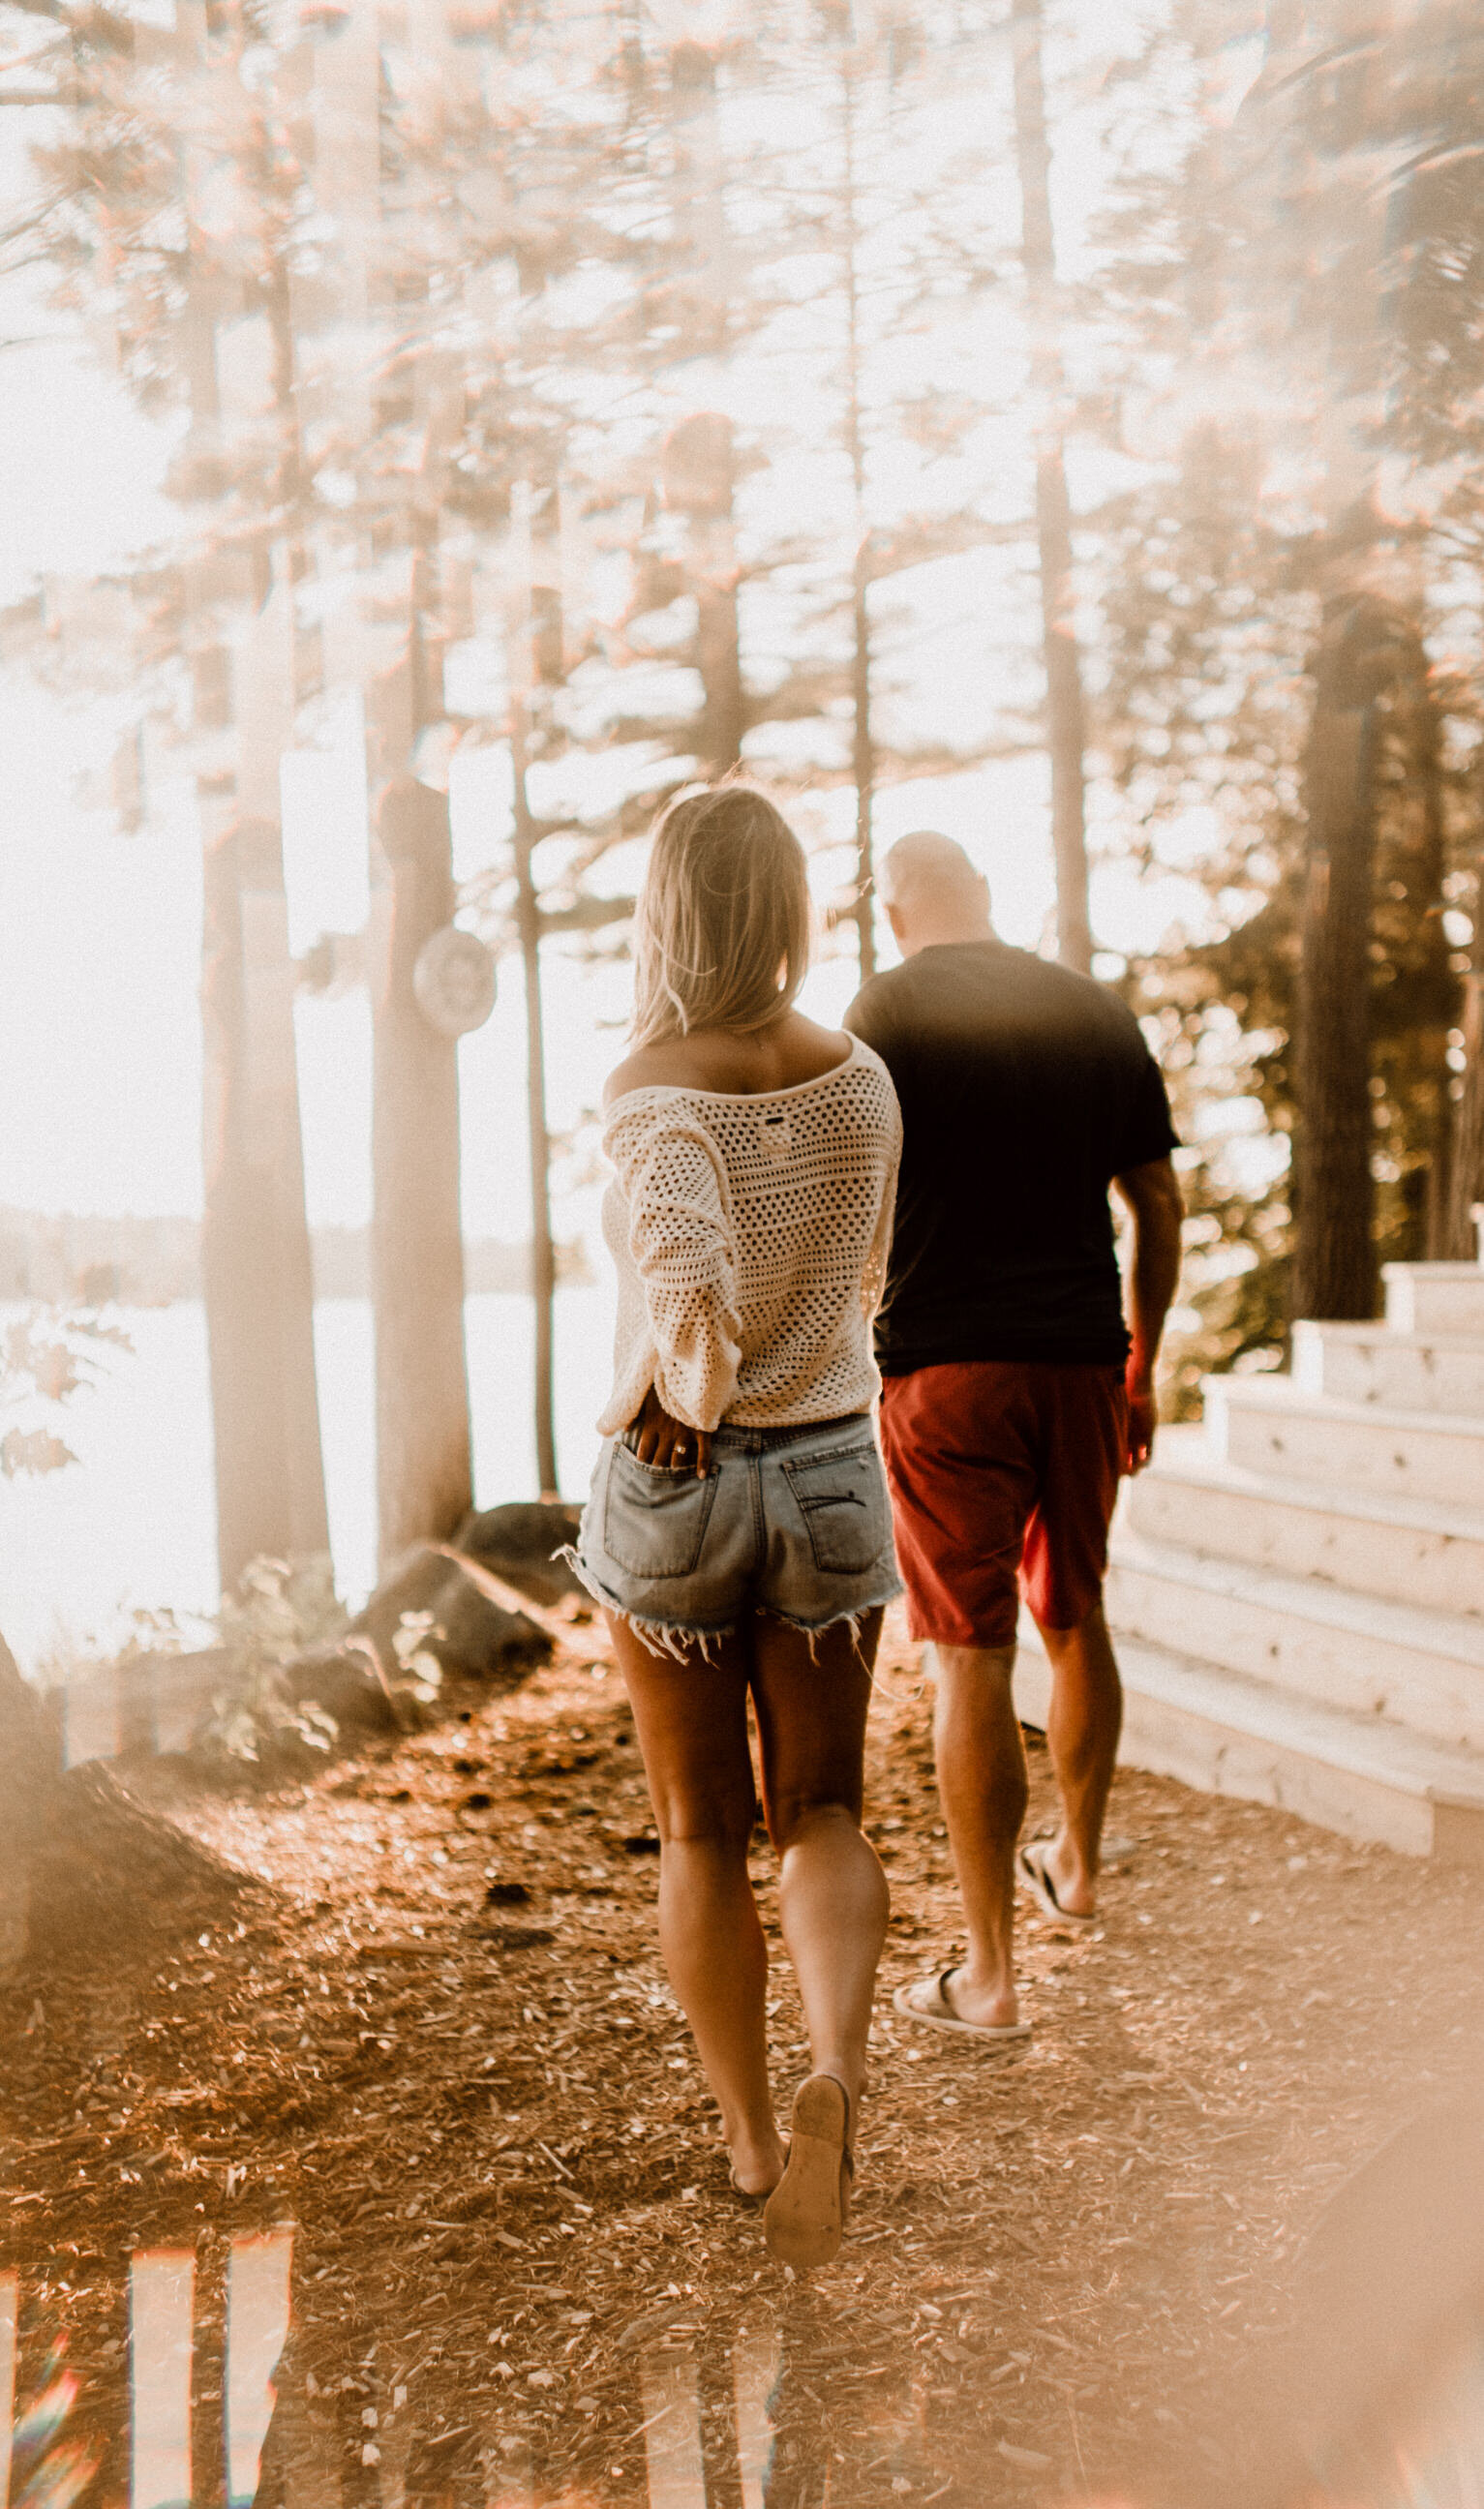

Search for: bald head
xmin=879 ymin=831 xmax=993 ymax=956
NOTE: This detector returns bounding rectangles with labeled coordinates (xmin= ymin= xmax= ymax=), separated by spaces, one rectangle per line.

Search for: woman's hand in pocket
xmin=629 ymin=1384 xmax=712 ymax=1477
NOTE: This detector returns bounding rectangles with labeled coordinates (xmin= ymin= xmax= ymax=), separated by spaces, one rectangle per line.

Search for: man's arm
xmin=1111 ymin=1157 xmax=1184 ymax=1473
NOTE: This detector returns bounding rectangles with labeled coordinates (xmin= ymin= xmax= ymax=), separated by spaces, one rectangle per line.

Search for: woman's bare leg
xmin=750 ymin=1611 xmax=889 ymax=2122
xmin=607 ymin=1614 xmax=786 ymax=2194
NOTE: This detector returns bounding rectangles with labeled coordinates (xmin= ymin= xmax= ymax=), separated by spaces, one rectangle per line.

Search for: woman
xmin=573 ymin=782 xmax=902 ymax=2268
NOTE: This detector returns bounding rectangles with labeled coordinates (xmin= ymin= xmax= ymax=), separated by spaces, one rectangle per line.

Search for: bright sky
xmin=0 ymin=0 xmax=1204 ymax=1244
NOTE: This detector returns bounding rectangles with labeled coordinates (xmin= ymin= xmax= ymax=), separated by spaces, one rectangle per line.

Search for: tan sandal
xmin=763 ymin=2074 xmax=852 ymax=2269
xmin=893 ymin=1966 xmax=1031 ymax=2044
xmin=1018 ymin=1838 xmax=1096 ymax=1927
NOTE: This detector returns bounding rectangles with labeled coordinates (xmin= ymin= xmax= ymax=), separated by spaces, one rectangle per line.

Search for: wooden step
xmin=1106 ymin=1530 xmax=1484 ymax=1753
xmin=1292 ymin=1318 xmax=1484 ymax=1416
xmin=1124 ymin=1431 xmax=1484 ymax=1619
xmin=1014 ymin=1623 xmax=1484 ymax=1862
xmin=1384 ymin=1262 xmax=1484 ymax=1338
xmin=1204 ymin=1376 xmax=1484 ymax=1509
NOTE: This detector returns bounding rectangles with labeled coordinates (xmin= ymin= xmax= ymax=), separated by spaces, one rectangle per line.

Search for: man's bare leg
xmin=929 ymin=1644 xmax=1028 ymax=2029
xmin=1034 ymin=1604 xmax=1123 ymax=1918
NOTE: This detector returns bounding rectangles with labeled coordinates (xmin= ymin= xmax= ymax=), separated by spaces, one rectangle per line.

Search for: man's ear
xmin=885 ymin=900 xmax=906 ymax=944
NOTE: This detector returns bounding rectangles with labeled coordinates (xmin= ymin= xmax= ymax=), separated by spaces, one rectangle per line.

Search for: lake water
xmin=0 ymin=1287 xmax=617 ymax=1672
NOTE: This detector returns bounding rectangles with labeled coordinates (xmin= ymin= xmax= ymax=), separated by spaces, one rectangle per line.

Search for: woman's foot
xmin=727 ymin=2127 xmax=787 ymax=2199
xmin=763 ymin=2075 xmax=852 ymax=2269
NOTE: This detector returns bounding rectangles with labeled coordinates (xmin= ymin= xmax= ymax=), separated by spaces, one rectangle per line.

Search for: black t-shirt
xmin=844 ymin=940 xmax=1178 ymax=1371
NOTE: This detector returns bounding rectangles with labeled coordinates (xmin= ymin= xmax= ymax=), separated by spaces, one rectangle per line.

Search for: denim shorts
xmin=571 ymin=1413 xmax=902 ymax=1655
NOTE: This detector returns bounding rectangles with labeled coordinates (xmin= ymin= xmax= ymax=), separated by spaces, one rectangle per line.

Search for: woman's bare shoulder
xmin=786 ymin=1013 xmax=854 ymax=1065
xmin=604 ymin=1014 xmax=855 ymax=1109
xmin=603 ymin=1041 xmax=708 ymax=1109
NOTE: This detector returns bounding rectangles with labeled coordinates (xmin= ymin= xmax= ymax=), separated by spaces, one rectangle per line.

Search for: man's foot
xmin=1032 ymin=1821 xmax=1135 ymax=1868
xmin=893 ymin=1965 xmax=1030 ymax=2044
xmin=1017 ymin=1837 xmax=1096 ymax=1925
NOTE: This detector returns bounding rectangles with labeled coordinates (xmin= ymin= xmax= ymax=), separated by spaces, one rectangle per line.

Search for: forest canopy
xmin=2 ymin=0 xmax=1482 ymax=1491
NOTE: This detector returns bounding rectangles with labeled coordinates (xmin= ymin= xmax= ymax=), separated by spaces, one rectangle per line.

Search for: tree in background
xmin=727 ymin=3 xmax=1036 ymax=973
xmin=1093 ymin=0 xmax=1481 ymax=1366
xmin=20 ymin=0 xmax=1484 ymax=1522
xmin=1097 ymin=422 xmax=1306 ymax=1394
xmin=9 ymin=1 xmax=620 ymax=1542
xmin=1012 ymin=0 xmax=1093 ymax=973
xmin=1358 ymin=0 xmax=1484 ymax=1254
xmin=15 ymin=0 xmax=337 ymax=1581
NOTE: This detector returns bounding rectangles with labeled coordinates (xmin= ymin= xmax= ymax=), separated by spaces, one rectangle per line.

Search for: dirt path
xmin=4 ymin=1603 xmax=1484 ymax=2507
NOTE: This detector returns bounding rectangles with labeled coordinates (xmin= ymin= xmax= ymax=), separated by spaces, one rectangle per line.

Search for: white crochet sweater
xmin=596 ymin=1036 xmax=902 ymax=1436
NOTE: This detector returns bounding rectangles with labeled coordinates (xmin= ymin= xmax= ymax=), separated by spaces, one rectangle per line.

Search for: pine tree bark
xmin=370 ymin=777 xmax=473 ymax=1566
xmin=1012 ymin=0 xmax=1093 ymax=976
xmin=200 ymin=810 xmax=330 ymax=1588
xmin=1404 ymin=649 xmax=1456 ymax=1256
xmin=661 ymin=413 xmax=743 ymax=777
xmin=851 ymin=545 xmax=876 ymax=982
xmin=1292 ymin=598 xmax=1394 ymax=1320
xmin=186 ymin=173 xmax=328 ymax=1595
xmin=662 ymin=50 xmax=742 ymax=779
xmin=841 ymin=61 xmax=876 ymax=982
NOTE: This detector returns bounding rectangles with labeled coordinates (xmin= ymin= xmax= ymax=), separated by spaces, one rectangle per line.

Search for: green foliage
xmin=199 ymin=1554 xmax=347 ymax=1768
xmin=14 ymin=0 xmax=1484 ymax=1437
xmin=1096 ymin=425 xmax=1307 ymax=1401
xmin=195 ymin=1558 xmax=457 ymax=1767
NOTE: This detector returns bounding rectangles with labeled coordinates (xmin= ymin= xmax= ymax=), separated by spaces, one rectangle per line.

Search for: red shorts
xmin=878 ymin=1361 xmax=1128 ymax=1649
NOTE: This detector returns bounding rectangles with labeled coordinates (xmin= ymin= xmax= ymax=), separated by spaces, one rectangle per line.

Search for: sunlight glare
xmin=129 ymin=2251 xmax=194 ymax=2509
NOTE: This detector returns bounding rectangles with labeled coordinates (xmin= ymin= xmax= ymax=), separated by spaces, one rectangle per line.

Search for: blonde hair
xmin=630 ymin=783 xmax=811 ymax=1046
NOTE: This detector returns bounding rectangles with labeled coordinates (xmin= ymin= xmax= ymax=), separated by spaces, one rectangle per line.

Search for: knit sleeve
xmin=860 ymin=1111 xmax=901 ymax=1326
xmin=602 ymin=1099 xmax=743 ymax=1434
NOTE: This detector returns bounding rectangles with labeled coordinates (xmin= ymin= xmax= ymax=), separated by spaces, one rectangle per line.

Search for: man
xmin=845 ymin=832 xmax=1183 ymax=2040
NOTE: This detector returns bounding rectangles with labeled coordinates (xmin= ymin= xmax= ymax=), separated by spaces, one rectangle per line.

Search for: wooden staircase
xmin=1015 ymin=1262 xmax=1484 ymax=1861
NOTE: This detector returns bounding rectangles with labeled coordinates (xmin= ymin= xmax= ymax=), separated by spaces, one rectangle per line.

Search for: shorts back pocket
xmin=603 ymin=1441 xmax=719 ymax=1579
xmin=782 ymin=1442 xmax=890 ymax=1574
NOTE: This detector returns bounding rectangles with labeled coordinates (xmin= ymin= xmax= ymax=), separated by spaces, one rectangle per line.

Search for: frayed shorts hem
xmin=767 ymin=1587 xmax=901 ymax=1640
xmin=560 ymin=1545 xmax=737 ymax=1661
xmin=562 ymin=1545 xmax=900 ymax=1663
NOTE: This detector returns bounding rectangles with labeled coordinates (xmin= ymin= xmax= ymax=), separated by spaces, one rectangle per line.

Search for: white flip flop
xmin=1017 ymin=1839 xmax=1096 ymax=1927
xmin=1031 ymin=1824 xmax=1136 ymax=1867
xmin=892 ymin=1966 xmax=1031 ymax=2044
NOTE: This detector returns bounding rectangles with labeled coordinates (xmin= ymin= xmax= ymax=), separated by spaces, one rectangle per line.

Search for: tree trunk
xmin=661 ymin=413 xmax=743 ymax=778
xmin=370 ymin=777 xmax=473 ymax=1567
xmin=841 ymin=64 xmax=876 ymax=982
xmin=1405 ymin=650 xmax=1456 ymax=1257
xmin=1012 ymin=0 xmax=1093 ymax=975
xmin=696 ymin=566 xmax=745 ymax=780
xmin=510 ymin=709 xmax=560 ymax=1499
xmin=851 ymin=545 xmax=876 ymax=982
xmin=1446 ymin=877 xmax=1484 ymax=1262
xmin=1292 ymin=601 xmax=1390 ymax=1320
xmin=200 ymin=810 xmax=330 ymax=1590
xmin=660 ymin=52 xmax=742 ymax=779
